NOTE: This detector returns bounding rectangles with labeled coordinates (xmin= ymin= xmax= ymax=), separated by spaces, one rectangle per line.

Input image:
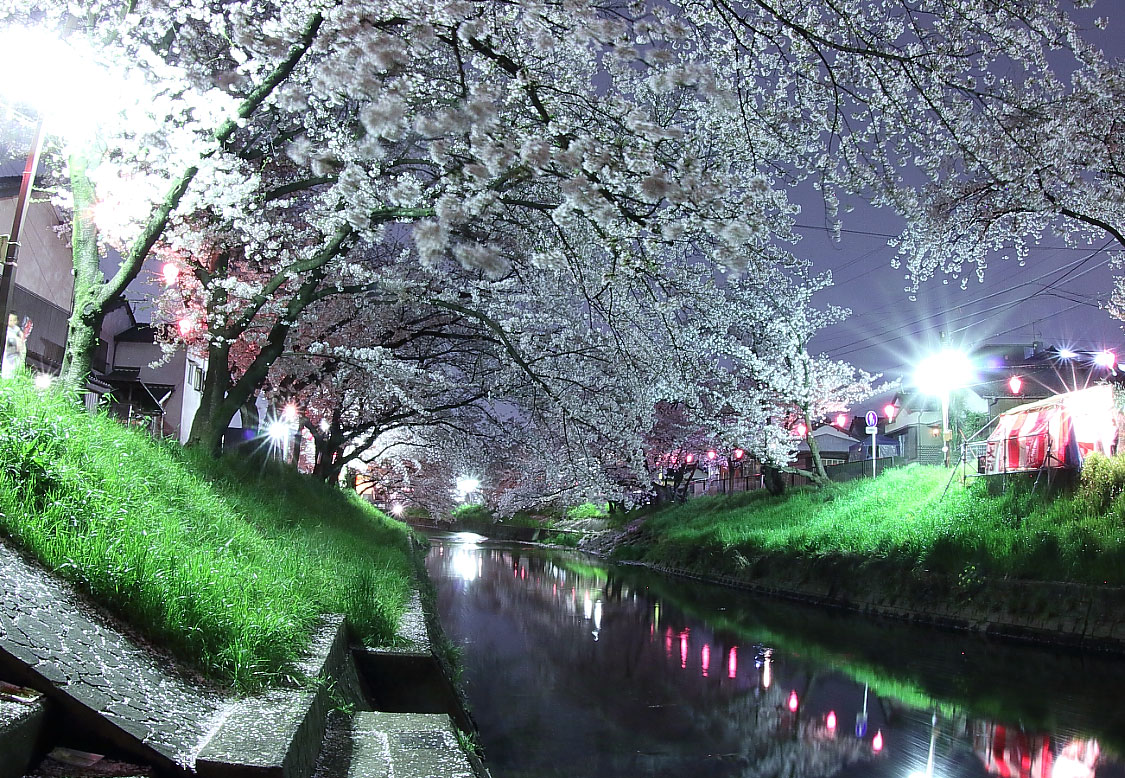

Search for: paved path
xmin=0 ymin=541 xmax=231 ymax=771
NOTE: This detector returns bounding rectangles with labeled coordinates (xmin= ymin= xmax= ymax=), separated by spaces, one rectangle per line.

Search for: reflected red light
xmin=665 ymin=627 xmax=673 ymax=658
xmin=872 ymin=730 xmax=884 ymax=752
xmin=733 ymin=448 xmax=744 ymax=460
xmin=728 ymin=646 xmax=737 ymax=678
xmin=680 ymin=630 xmax=689 ymax=669
xmin=701 ymin=644 xmax=710 ymax=677
xmin=826 ymin=711 xmax=837 ymax=731
xmin=788 ymin=690 xmax=799 ymax=712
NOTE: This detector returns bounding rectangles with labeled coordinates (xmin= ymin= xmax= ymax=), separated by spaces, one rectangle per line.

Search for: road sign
xmin=864 ymin=410 xmax=878 ymax=427
xmin=865 ymin=425 xmax=878 ymax=434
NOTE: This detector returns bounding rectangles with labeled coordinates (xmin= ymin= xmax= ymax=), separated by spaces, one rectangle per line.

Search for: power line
xmin=820 ymin=244 xmax=1113 ymax=355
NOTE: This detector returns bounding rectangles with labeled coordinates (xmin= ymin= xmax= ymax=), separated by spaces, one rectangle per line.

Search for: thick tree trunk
xmin=60 ymin=153 xmax=103 ymax=394
xmin=187 ymin=338 xmax=238 ymax=456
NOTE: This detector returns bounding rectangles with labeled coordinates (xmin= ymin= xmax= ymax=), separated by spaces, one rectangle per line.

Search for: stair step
xmin=312 ymin=711 xmax=476 ymax=778
xmin=0 ymin=688 xmax=48 ymax=778
xmin=195 ymin=616 xmax=368 ymax=778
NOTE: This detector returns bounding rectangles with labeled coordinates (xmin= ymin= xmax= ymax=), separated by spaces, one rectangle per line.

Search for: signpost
xmin=864 ymin=411 xmax=878 ymax=478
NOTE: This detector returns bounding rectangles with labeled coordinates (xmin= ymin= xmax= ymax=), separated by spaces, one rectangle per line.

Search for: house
xmin=0 ymin=174 xmax=74 ymax=377
xmin=793 ymin=425 xmax=860 ymax=470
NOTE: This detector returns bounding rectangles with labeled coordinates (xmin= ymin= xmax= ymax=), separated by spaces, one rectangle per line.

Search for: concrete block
xmin=0 ymin=689 xmax=48 ymax=778
xmin=353 ymin=711 xmax=475 ymax=778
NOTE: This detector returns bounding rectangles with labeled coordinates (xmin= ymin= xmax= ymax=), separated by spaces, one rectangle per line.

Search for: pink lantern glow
xmin=733 ymin=448 xmax=744 ymax=460
xmin=787 ymin=690 xmax=799 ymax=713
xmin=826 ymin=710 xmax=837 ymax=731
xmin=707 ymin=449 xmax=717 ymax=460
xmin=796 ymin=423 xmax=807 ymax=437
xmin=884 ymin=403 xmax=896 ymax=421
xmin=177 ymin=317 xmax=194 ymax=337
xmin=1009 ymin=374 xmax=1023 ymax=394
xmin=836 ymin=413 xmax=847 ymax=427
xmin=162 ymin=262 xmax=179 ymax=286
xmin=872 ymin=730 xmax=884 ymax=753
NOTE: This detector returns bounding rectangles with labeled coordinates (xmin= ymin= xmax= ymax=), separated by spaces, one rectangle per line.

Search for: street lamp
xmin=915 ymin=349 xmax=974 ymax=467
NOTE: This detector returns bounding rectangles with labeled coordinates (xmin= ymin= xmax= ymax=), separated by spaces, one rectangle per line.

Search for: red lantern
xmin=733 ymin=448 xmax=744 ymax=460
xmin=787 ymin=690 xmax=799 ymax=712
xmin=1008 ymin=375 xmax=1023 ymax=395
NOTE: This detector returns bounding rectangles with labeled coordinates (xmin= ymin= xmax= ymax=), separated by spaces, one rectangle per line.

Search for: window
xmin=190 ymin=364 xmax=205 ymax=391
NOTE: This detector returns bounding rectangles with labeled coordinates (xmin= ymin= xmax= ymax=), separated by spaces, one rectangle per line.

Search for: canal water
xmin=423 ymin=531 xmax=1125 ymax=778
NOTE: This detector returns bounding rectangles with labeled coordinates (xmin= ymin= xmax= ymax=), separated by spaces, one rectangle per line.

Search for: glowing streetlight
xmin=915 ymin=349 xmax=974 ymax=467
xmin=1094 ymin=350 xmax=1117 ymax=370
xmin=455 ymin=476 xmax=480 ymax=502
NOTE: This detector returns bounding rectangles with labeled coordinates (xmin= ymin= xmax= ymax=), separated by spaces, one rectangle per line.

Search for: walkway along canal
xmin=424 ymin=530 xmax=1125 ymax=778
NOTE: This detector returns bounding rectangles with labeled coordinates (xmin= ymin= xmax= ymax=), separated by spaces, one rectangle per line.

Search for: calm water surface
xmin=424 ymin=531 xmax=1125 ymax=778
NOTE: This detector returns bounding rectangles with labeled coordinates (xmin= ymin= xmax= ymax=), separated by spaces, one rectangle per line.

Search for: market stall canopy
xmin=983 ymin=385 xmax=1120 ymax=474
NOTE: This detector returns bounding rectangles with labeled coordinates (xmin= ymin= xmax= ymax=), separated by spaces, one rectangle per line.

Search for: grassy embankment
xmin=612 ymin=460 xmax=1125 ymax=586
xmin=0 ymin=378 xmax=414 ymax=690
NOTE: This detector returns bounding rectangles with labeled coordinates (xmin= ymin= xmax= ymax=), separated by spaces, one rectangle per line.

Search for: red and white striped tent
xmin=983 ymin=385 xmax=1120 ymax=474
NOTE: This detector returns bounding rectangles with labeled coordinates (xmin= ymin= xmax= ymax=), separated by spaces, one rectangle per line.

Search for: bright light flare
xmin=787 ymin=690 xmax=799 ymax=712
xmin=826 ymin=710 xmax=837 ymax=731
xmin=733 ymin=448 xmax=744 ymax=460
xmin=162 ymin=262 xmax=180 ymax=286
xmin=266 ymin=419 xmax=290 ymax=443
xmin=1008 ymin=374 xmax=1023 ymax=394
xmin=177 ymin=317 xmax=194 ymax=337
xmin=456 ymin=476 xmax=480 ymax=498
xmin=884 ymin=403 xmax=896 ymax=421
xmin=282 ymin=403 xmax=298 ymax=422
xmin=872 ymin=730 xmax=884 ymax=753
xmin=1094 ymin=350 xmax=1116 ymax=369
xmin=1058 ymin=347 xmax=1079 ymax=360
xmin=915 ymin=349 xmax=974 ymax=396
xmin=835 ymin=413 xmax=847 ymax=428
xmin=33 ymin=373 xmax=51 ymax=390
xmin=390 ymin=503 xmax=404 ymax=517
xmin=0 ymin=25 xmax=138 ymax=141
xmin=707 ymin=449 xmax=717 ymax=460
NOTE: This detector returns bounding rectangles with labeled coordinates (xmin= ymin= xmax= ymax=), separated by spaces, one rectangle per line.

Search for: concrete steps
xmin=312 ymin=711 xmax=476 ymax=778
xmin=191 ymin=606 xmax=485 ymax=778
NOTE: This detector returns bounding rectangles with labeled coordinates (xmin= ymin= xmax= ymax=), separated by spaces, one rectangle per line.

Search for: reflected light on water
xmin=728 ymin=646 xmax=737 ymax=679
xmin=452 ymin=532 xmax=486 ymax=545
xmin=451 ymin=548 xmax=480 ymax=582
xmin=701 ymin=644 xmax=710 ymax=678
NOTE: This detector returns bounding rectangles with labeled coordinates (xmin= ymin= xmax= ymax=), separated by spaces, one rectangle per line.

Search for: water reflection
xmin=423 ymin=532 xmax=1125 ymax=778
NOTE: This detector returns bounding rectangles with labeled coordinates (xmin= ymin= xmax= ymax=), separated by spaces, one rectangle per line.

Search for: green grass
xmin=0 ymin=378 xmax=413 ymax=690
xmin=615 ymin=462 xmax=1125 ymax=585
